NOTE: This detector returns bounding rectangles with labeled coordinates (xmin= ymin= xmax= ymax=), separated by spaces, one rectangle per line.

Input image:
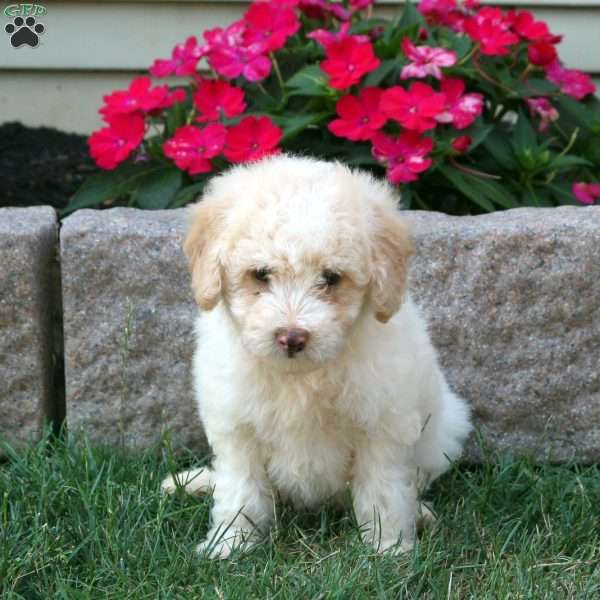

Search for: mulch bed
xmin=0 ymin=122 xmax=95 ymax=211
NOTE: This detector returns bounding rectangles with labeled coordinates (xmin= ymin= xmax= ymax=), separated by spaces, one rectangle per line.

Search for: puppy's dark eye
xmin=321 ymin=269 xmax=341 ymax=287
xmin=253 ymin=267 xmax=271 ymax=283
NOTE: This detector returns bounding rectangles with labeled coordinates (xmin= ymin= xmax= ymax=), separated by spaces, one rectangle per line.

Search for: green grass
xmin=1 ymin=433 xmax=599 ymax=599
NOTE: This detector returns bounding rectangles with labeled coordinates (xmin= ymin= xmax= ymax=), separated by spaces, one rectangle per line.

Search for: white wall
xmin=1 ymin=0 xmax=599 ymax=133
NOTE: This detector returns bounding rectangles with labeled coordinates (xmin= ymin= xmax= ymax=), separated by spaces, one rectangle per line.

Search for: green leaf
xmin=379 ymin=1 xmax=424 ymax=53
xmin=584 ymin=94 xmax=600 ymax=119
xmin=512 ymin=110 xmax=537 ymax=152
xmin=521 ymin=184 xmax=554 ymax=207
xmin=340 ymin=146 xmax=379 ymax=167
xmin=515 ymin=147 xmax=552 ymax=172
xmin=482 ymin=131 xmax=517 ymax=170
xmin=512 ymin=79 xmax=559 ymax=98
xmin=548 ymin=154 xmax=593 ymax=170
xmin=349 ymin=18 xmax=388 ymax=35
xmin=584 ymin=135 xmax=600 ymax=164
xmin=246 ymin=87 xmax=281 ymax=112
xmin=144 ymin=134 xmax=167 ymax=161
xmin=286 ymin=65 xmax=329 ymax=97
xmin=396 ymin=0 xmax=422 ymax=30
xmin=173 ymin=181 xmax=208 ymax=208
xmin=467 ymin=125 xmax=493 ymax=152
xmin=362 ymin=59 xmax=401 ymax=87
xmin=271 ymin=112 xmax=330 ymax=143
xmin=439 ymin=29 xmax=472 ymax=60
xmin=400 ymin=185 xmax=412 ymax=209
xmin=547 ymin=182 xmax=578 ymax=205
xmin=438 ymin=166 xmax=495 ymax=212
xmin=62 ymin=163 xmax=157 ymax=215
xmin=440 ymin=165 xmax=519 ymax=211
xmin=165 ymin=99 xmax=188 ymax=137
xmin=469 ymin=176 xmax=519 ymax=209
xmin=555 ymin=95 xmax=594 ymax=129
xmin=130 ymin=167 xmax=183 ymax=209
xmin=585 ymin=96 xmax=600 ymax=133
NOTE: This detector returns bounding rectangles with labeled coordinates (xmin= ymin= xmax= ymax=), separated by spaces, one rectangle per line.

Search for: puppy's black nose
xmin=275 ymin=328 xmax=310 ymax=357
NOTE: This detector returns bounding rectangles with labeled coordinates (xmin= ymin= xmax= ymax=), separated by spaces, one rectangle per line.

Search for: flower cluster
xmin=79 ymin=0 xmax=600 ymax=214
xmin=89 ymin=77 xmax=184 ymax=169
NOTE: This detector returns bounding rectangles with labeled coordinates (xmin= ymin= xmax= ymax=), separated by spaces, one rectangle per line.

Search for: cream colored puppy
xmin=162 ymin=155 xmax=471 ymax=558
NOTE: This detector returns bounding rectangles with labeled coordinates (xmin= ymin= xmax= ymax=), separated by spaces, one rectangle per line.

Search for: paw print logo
xmin=5 ymin=16 xmax=45 ymax=48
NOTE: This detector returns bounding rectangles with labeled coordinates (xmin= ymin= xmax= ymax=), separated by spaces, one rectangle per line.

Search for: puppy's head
xmin=184 ymin=155 xmax=414 ymax=370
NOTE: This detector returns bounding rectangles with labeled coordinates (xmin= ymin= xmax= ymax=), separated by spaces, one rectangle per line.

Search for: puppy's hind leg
xmin=414 ymin=386 xmax=472 ymax=488
xmin=417 ymin=502 xmax=436 ymax=532
xmin=161 ymin=467 xmax=214 ymax=495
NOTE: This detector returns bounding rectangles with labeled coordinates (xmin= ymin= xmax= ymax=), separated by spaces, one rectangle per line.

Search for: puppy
xmin=162 ymin=155 xmax=472 ymax=557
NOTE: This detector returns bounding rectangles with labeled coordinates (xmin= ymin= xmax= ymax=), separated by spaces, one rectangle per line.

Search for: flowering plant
xmin=69 ymin=0 xmax=600 ymax=214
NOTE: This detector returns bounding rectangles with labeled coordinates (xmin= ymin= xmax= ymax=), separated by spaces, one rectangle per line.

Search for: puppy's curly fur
xmin=163 ymin=155 xmax=472 ymax=557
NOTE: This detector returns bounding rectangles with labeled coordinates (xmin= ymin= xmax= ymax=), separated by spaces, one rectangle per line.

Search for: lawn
xmin=1 ymin=432 xmax=599 ymax=599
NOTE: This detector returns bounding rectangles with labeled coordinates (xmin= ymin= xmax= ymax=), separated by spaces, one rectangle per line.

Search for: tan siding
xmin=1 ymin=2 xmax=599 ymax=71
xmin=0 ymin=71 xmax=137 ymax=134
xmin=1 ymin=1 xmax=598 ymax=132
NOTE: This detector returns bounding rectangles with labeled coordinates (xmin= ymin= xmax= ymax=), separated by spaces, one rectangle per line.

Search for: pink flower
xmin=381 ymin=82 xmax=446 ymax=132
xmin=149 ymin=36 xmax=207 ymax=78
xmin=205 ymin=21 xmax=272 ymax=82
xmin=224 ymin=116 xmax=282 ymax=163
xmin=400 ymin=37 xmax=457 ymax=80
xmin=328 ymin=87 xmax=387 ymax=141
xmin=349 ymin=0 xmax=375 ymax=16
xmin=297 ymin=0 xmax=327 ymax=20
xmin=572 ymin=182 xmax=600 ymax=205
xmin=451 ymin=135 xmax=472 ymax=153
xmin=418 ymin=0 xmax=457 ymax=24
xmin=100 ymin=77 xmax=185 ymax=120
xmin=528 ymin=41 xmax=557 ymax=67
xmin=464 ymin=7 xmax=519 ymax=56
xmin=418 ymin=0 xmax=477 ymax=32
xmin=526 ymin=97 xmax=559 ymax=132
xmin=508 ymin=10 xmax=561 ymax=44
xmin=209 ymin=46 xmax=272 ymax=82
xmin=163 ymin=124 xmax=227 ymax=175
xmin=88 ymin=114 xmax=145 ymax=170
xmin=193 ymin=79 xmax=246 ymax=122
xmin=372 ymin=131 xmax=434 ymax=183
xmin=435 ymin=78 xmax=484 ymax=129
xmin=320 ymin=37 xmax=380 ymax=90
xmin=546 ymin=61 xmax=596 ymax=100
xmin=350 ymin=0 xmax=374 ymax=11
xmin=204 ymin=19 xmax=245 ymax=48
xmin=243 ymin=1 xmax=300 ymax=52
xmin=299 ymin=0 xmax=350 ymax=21
xmin=308 ymin=22 xmax=369 ymax=47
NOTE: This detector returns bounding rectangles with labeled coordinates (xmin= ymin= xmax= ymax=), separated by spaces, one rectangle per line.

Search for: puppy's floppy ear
xmin=370 ymin=207 xmax=415 ymax=323
xmin=183 ymin=196 xmax=230 ymax=310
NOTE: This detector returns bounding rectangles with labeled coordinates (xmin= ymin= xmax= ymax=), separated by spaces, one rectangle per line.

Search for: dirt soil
xmin=0 ymin=121 xmax=95 ymax=210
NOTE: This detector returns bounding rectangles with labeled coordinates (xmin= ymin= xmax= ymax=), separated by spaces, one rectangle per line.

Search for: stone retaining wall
xmin=405 ymin=208 xmax=600 ymax=462
xmin=0 ymin=207 xmax=61 ymax=448
xmin=60 ymin=210 xmax=200 ymax=449
xmin=1 ymin=205 xmax=599 ymax=461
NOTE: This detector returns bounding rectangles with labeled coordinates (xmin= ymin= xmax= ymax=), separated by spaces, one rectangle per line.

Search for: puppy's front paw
xmin=362 ymin=530 xmax=415 ymax=555
xmin=195 ymin=528 xmax=258 ymax=559
xmin=161 ymin=468 xmax=212 ymax=495
xmin=161 ymin=474 xmax=180 ymax=494
xmin=196 ymin=538 xmax=235 ymax=559
xmin=376 ymin=537 xmax=414 ymax=555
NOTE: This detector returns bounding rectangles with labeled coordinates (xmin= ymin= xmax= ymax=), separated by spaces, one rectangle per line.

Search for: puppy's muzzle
xmin=275 ymin=327 xmax=310 ymax=358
